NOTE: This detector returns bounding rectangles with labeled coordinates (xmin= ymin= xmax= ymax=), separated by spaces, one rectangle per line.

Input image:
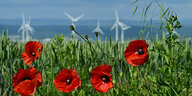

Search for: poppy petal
xmin=53 ymin=80 xmax=67 ymax=92
xmin=12 ymin=67 xmax=43 ymax=96
xmin=124 ymin=40 xmax=149 ymax=66
xmin=54 ymin=77 xmax=81 ymax=93
xmin=54 ymin=69 xmax=72 ymax=81
xmin=25 ymin=41 xmax=43 ymax=53
xmin=13 ymin=79 xmax=37 ymax=96
xmin=95 ymin=82 xmax=113 ymax=93
xmin=54 ymin=69 xmax=81 ymax=93
xmin=91 ymin=65 xmax=113 ymax=93
xmin=93 ymin=64 xmax=112 ymax=73
xmin=27 ymin=67 xmax=43 ymax=88
xmin=21 ymin=53 xmax=35 ymax=66
xmin=24 ymin=41 xmax=43 ymax=60
xmin=12 ymin=68 xmax=27 ymax=87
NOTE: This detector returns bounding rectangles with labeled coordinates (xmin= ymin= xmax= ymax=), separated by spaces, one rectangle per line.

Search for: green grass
xmin=0 ymin=30 xmax=191 ymax=96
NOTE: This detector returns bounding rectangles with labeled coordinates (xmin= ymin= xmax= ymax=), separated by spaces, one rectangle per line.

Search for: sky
xmin=0 ymin=0 xmax=191 ymax=21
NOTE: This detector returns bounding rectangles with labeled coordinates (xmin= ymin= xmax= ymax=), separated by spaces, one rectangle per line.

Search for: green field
xmin=0 ymin=29 xmax=191 ymax=96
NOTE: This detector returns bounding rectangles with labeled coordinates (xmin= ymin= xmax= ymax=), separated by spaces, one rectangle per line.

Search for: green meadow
xmin=0 ymin=29 xmax=191 ymax=95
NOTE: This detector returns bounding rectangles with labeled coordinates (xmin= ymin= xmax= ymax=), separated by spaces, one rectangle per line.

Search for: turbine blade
xmin=98 ymin=29 xmax=104 ymax=35
xmin=115 ymin=10 xmax=119 ymax=21
xmin=111 ymin=23 xmax=117 ymax=30
xmin=118 ymin=22 xmax=126 ymax=27
xmin=18 ymin=26 xmax=23 ymax=32
xmin=65 ymin=12 xmax=74 ymax=20
xmin=21 ymin=13 xmax=25 ymax=24
xmin=123 ymin=26 xmax=131 ymax=30
xmin=74 ymin=14 xmax=84 ymax=21
xmin=92 ymin=28 xmax=97 ymax=33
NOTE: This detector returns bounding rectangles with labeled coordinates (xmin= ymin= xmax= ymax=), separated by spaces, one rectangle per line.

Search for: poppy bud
xmin=112 ymin=79 xmax=116 ymax=84
xmin=95 ymin=32 xmax=99 ymax=38
xmin=134 ymin=72 xmax=138 ymax=79
xmin=120 ymin=72 xmax=123 ymax=77
xmin=89 ymin=66 xmax=92 ymax=73
xmin=70 ymin=25 xmax=75 ymax=31
xmin=85 ymin=35 xmax=88 ymax=40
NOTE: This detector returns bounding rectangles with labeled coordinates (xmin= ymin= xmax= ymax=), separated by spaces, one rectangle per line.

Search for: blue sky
xmin=0 ymin=0 xmax=191 ymax=20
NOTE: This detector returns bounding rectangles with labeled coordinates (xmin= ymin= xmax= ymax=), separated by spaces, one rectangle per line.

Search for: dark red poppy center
xmin=101 ymin=75 xmax=110 ymax=83
xmin=22 ymin=77 xmax=31 ymax=81
xmin=30 ymin=52 xmax=36 ymax=57
xmin=137 ymin=48 xmax=145 ymax=55
xmin=66 ymin=79 xmax=72 ymax=86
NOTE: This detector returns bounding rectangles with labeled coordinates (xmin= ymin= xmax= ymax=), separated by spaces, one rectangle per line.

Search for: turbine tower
xmin=65 ymin=12 xmax=84 ymax=37
xmin=92 ymin=19 xmax=104 ymax=36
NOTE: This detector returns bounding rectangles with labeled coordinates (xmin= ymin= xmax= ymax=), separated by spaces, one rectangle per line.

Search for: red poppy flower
xmin=53 ymin=69 xmax=81 ymax=93
xmin=124 ymin=40 xmax=149 ymax=66
xmin=21 ymin=41 xmax=43 ymax=66
xmin=12 ymin=67 xmax=43 ymax=96
xmin=91 ymin=64 xmax=113 ymax=93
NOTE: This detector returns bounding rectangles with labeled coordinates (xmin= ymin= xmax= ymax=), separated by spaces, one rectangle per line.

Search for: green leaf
xmin=132 ymin=5 xmax=138 ymax=16
xmin=130 ymin=0 xmax=138 ymax=6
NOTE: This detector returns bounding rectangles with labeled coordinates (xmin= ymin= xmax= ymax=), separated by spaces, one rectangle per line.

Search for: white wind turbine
xmin=92 ymin=19 xmax=104 ymax=36
xmin=18 ymin=13 xmax=34 ymax=42
xmin=111 ymin=10 xmax=131 ymax=43
xmin=65 ymin=12 xmax=84 ymax=37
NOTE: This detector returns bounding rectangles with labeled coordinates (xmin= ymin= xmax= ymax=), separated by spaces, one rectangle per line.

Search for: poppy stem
xmin=70 ymin=26 xmax=123 ymax=65
xmin=72 ymin=29 xmax=97 ymax=60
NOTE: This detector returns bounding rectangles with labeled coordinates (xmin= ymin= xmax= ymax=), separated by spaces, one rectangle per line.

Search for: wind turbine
xmin=92 ymin=19 xmax=104 ymax=36
xmin=65 ymin=12 xmax=84 ymax=37
xmin=111 ymin=10 xmax=131 ymax=43
xmin=18 ymin=13 xmax=34 ymax=42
